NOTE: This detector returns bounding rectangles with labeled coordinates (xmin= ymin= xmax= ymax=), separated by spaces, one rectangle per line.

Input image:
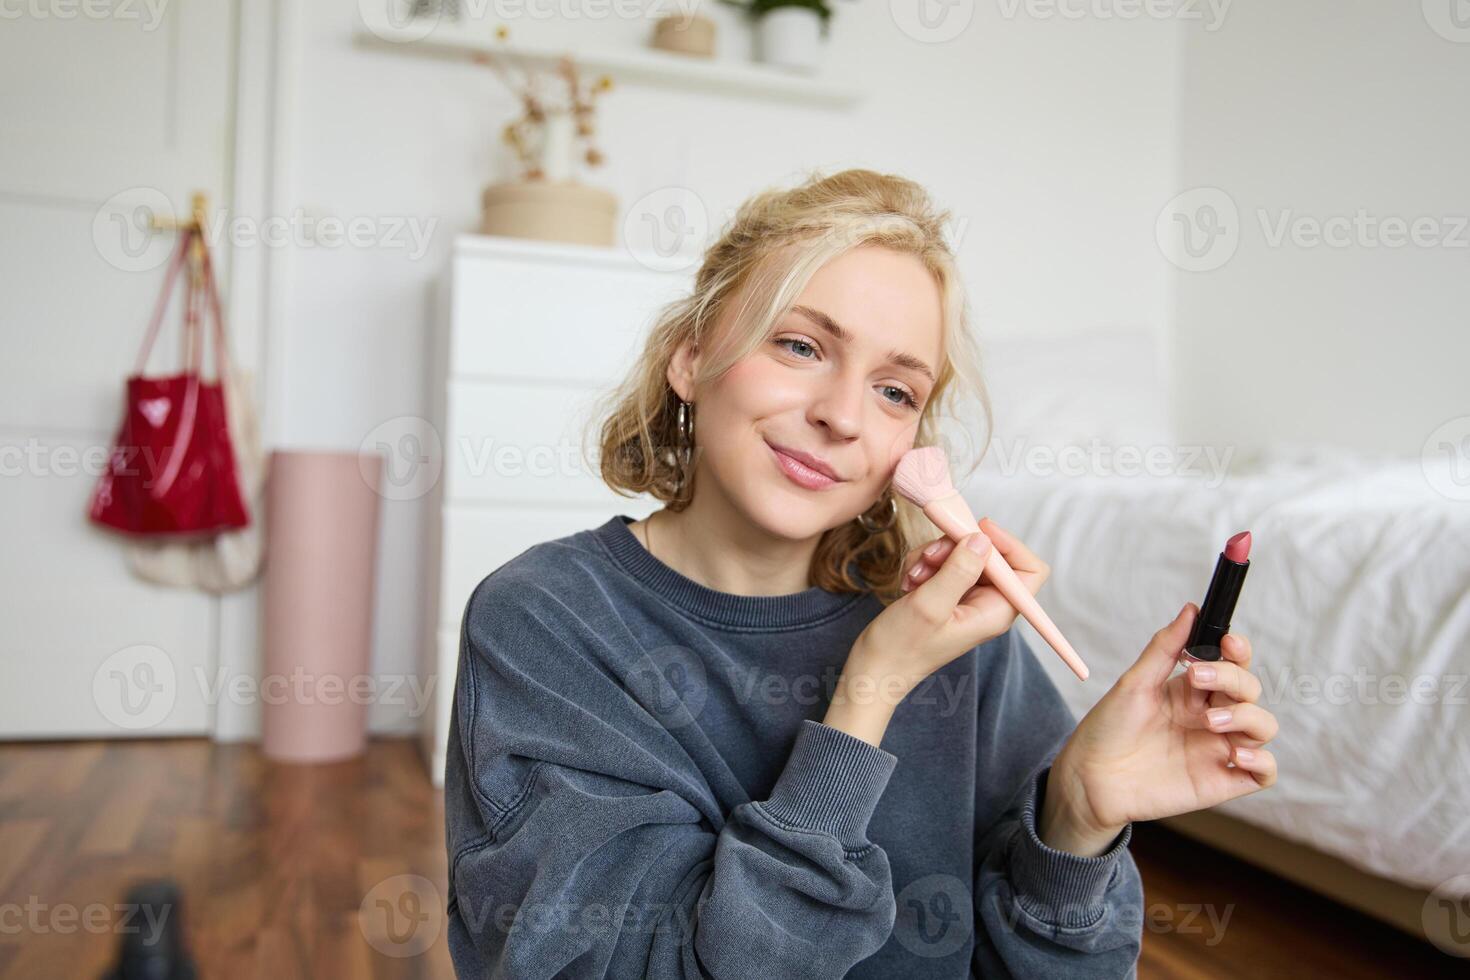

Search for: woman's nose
xmin=807 ymin=378 xmax=863 ymax=440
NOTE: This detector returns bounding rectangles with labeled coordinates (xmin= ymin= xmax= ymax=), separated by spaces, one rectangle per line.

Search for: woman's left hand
xmin=1039 ymin=602 xmax=1280 ymax=857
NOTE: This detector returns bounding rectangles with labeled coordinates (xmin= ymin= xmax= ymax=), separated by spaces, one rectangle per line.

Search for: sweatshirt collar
xmin=591 ymin=515 xmax=865 ymax=631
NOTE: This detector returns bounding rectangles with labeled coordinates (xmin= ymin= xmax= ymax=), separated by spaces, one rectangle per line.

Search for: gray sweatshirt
xmin=444 ymin=515 xmax=1143 ymax=978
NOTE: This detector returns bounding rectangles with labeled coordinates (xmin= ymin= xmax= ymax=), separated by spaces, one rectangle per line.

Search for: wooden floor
xmin=0 ymin=738 xmax=450 ymax=979
xmin=0 ymin=739 xmax=1459 ymax=979
xmin=1129 ymin=821 xmax=1462 ymax=978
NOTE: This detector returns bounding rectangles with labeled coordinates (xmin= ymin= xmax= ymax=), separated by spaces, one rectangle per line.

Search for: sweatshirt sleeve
xmin=970 ymin=628 xmax=1144 ymax=978
xmin=443 ymin=581 xmax=899 ymax=979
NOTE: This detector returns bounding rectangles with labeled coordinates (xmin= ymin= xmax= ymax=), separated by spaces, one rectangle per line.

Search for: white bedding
xmin=958 ymin=448 xmax=1470 ymax=898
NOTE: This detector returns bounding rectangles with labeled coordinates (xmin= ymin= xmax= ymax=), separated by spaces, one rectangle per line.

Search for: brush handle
xmin=922 ymin=493 xmax=1090 ymax=681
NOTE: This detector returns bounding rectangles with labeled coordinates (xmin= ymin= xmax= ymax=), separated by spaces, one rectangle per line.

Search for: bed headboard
xmin=960 ymin=326 xmax=1174 ymax=475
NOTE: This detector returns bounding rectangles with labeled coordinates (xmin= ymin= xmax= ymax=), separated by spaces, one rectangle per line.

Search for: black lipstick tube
xmin=1182 ymin=550 xmax=1250 ymax=663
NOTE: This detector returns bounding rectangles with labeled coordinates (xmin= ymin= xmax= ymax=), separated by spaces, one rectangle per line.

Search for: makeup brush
xmin=892 ymin=447 xmax=1089 ymax=681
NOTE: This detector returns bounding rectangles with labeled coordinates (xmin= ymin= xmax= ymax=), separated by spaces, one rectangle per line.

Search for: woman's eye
xmin=881 ymin=385 xmax=920 ymax=409
xmin=774 ymin=338 xmax=817 ymax=359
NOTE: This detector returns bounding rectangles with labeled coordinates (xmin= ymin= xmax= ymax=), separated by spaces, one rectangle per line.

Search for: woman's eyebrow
xmin=790 ymin=304 xmax=936 ymax=384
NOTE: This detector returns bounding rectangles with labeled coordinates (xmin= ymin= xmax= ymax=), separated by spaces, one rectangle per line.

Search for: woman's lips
xmin=768 ymin=443 xmax=840 ymax=490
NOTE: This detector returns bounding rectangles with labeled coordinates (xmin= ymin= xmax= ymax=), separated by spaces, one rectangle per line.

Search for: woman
xmin=443 ymin=169 xmax=1279 ymax=978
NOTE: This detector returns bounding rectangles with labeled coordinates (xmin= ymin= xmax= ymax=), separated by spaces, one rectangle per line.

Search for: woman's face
xmin=674 ymin=245 xmax=944 ymax=541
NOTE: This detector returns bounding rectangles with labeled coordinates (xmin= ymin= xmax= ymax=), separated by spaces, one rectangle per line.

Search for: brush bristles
xmin=892 ymin=447 xmax=956 ymax=507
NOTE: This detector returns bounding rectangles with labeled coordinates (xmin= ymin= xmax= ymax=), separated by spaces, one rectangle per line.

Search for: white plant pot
xmin=756 ymin=8 xmax=825 ymax=73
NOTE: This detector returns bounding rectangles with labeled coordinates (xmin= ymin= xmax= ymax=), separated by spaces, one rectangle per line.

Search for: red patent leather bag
xmin=88 ymin=228 xmax=250 ymax=536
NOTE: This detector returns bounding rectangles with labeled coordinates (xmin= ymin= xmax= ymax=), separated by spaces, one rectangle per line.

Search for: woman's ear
xmin=666 ymin=337 xmax=700 ymax=402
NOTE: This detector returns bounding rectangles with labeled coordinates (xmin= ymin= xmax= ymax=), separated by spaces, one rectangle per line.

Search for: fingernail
xmin=1191 ymin=664 xmax=1216 ymax=683
xmin=1234 ymin=748 xmax=1255 ymax=764
xmin=923 ymin=541 xmax=943 ymax=558
xmin=1207 ymin=708 xmax=1232 ymax=728
xmin=966 ymin=532 xmax=991 ymax=554
xmin=1179 ymin=603 xmax=1191 ymax=619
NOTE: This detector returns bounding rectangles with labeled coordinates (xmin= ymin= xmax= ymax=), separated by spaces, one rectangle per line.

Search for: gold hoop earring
xmin=857 ymin=492 xmax=898 ymax=533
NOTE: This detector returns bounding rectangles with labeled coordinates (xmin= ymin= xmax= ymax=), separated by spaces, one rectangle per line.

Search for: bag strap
xmin=131 ymin=225 xmax=232 ymax=383
xmin=196 ymin=230 xmax=233 ymax=383
xmin=132 ymin=227 xmax=194 ymax=376
xmin=149 ymin=246 xmax=204 ymax=500
xmin=180 ymin=243 xmax=200 ymax=377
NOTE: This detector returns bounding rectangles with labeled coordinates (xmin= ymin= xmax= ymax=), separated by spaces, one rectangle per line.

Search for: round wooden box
xmin=479 ymin=179 xmax=618 ymax=247
xmin=652 ymin=15 xmax=716 ymax=58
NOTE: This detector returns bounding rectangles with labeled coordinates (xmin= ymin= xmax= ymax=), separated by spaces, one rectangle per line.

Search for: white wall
xmin=1170 ymin=0 xmax=1470 ymax=457
xmin=272 ymin=2 xmax=1186 ymax=733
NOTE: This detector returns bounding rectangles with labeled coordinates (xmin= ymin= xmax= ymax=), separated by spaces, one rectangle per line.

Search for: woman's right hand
xmin=858 ymin=518 xmax=1053 ymax=695
xmin=823 ymin=518 xmax=1052 ymax=746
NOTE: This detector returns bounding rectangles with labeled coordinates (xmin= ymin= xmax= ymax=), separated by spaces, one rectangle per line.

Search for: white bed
xmin=950 ymin=328 xmax=1470 ymax=915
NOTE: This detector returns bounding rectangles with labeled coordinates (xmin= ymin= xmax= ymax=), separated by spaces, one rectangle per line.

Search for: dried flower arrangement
xmin=471 ymin=26 xmax=614 ymax=182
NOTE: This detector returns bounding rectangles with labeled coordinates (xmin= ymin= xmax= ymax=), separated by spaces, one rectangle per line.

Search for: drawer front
xmin=449 ymin=253 xmax=688 ymax=385
xmin=443 ymin=380 xmax=626 ymax=504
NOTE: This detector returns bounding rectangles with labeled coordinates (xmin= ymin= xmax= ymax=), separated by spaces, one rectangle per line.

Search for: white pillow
xmin=953 ymin=326 xmax=1174 ymax=476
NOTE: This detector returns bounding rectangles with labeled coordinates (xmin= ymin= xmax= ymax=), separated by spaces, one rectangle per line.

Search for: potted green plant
xmin=718 ymin=0 xmax=841 ymax=73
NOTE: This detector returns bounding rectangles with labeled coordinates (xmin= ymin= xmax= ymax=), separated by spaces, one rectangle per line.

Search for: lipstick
xmin=1182 ymin=530 xmax=1252 ymax=663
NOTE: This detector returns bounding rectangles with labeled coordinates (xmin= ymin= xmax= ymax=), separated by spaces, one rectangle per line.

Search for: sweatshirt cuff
xmin=758 ymin=719 xmax=899 ymax=850
xmin=1008 ymin=765 xmax=1132 ymax=929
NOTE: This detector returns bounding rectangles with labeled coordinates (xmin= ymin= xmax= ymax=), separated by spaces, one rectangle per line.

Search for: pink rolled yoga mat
xmin=262 ymin=449 xmax=383 ymax=763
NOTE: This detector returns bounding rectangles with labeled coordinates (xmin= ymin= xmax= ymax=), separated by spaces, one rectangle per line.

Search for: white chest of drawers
xmin=420 ymin=234 xmax=690 ymax=785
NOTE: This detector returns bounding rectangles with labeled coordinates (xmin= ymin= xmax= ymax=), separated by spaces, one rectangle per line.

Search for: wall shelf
xmin=353 ymin=15 xmax=862 ymax=109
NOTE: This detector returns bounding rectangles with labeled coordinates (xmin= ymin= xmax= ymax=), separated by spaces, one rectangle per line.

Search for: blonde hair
xmin=587 ymin=168 xmax=990 ymax=606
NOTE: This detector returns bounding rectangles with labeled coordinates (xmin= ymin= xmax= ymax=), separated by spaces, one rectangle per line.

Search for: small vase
xmin=756 ymin=8 xmax=825 ymax=73
xmin=539 ymin=108 xmax=577 ymax=182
